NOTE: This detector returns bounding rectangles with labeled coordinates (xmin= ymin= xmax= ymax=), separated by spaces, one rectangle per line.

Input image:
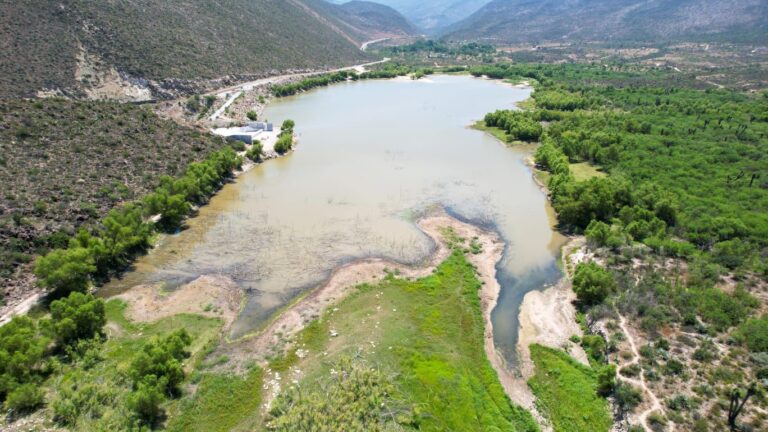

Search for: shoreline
xmin=206 ymin=208 xmax=541 ymax=415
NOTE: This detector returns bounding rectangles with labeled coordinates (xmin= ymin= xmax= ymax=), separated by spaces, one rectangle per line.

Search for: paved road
xmin=208 ymin=57 xmax=390 ymax=121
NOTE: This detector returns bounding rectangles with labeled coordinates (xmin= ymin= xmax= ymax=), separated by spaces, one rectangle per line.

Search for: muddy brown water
xmin=103 ymin=75 xmax=566 ymax=364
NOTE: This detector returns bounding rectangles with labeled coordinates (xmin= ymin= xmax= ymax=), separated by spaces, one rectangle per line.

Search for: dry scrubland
xmin=0 ymin=98 xmax=233 ymax=310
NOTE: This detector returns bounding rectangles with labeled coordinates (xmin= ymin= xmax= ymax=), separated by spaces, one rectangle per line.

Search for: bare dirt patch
xmin=114 ymin=274 xmax=244 ymax=330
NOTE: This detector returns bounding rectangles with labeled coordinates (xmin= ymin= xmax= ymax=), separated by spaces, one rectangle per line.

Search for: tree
xmin=281 ymin=119 xmax=295 ymax=132
xmin=246 ymin=111 xmax=258 ymax=121
xmin=130 ymin=329 xmax=191 ymax=395
xmin=0 ymin=317 xmax=49 ymax=403
xmin=35 ymin=247 xmax=96 ymax=295
xmin=572 ymin=262 xmax=616 ymax=306
xmin=728 ymin=383 xmax=759 ymax=431
xmin=49 ymin=292 xmax=106 ymax=346
xmin=128 ymin=375 xmax=166 ymax=426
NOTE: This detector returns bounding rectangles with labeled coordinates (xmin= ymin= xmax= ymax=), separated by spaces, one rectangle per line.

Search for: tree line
xmin=35 ymin=147 xmax=243 ymax=297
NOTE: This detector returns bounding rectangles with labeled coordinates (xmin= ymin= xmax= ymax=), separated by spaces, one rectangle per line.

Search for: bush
xmin=573 ymin=262 xmax=616 ymax=306
xmin=615 ymin=383 xmax=643 ymax=411
xmin=596 ymin=365 xmax=616 ymax=396
xmin=274 ymin=134 xmax=293 ymax=155
xmin=734 ymin=315 xmax=768 ymax=353
xmin=246 ymin=111 xmax=258 ymax=121
xmin=581 ymin=334 xmax=608 ymax=364
xmin=49 ymin=292 xmax=106 ymax=346
xmin=664 ymin=359 xmax=684 ymax=376
xmin=4 ymin=383 xmax=44 ymax=412
xmin=246 ymin=141 xmax=263 ymax=162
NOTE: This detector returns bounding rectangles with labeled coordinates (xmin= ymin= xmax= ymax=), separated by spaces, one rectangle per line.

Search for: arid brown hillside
xmin=0 ymin=0 xmax=417 ymax=99
xmin=0 ymin=98 xmax=234 ymax=305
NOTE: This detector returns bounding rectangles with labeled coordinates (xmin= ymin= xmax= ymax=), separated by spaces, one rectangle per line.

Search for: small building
xmin=226 ymin=134 xmax=253 ymax=145
xmin=245 ymin=122 xmax=274 ymax=132
xmin=212 ymin=122 xmax=276 ymax=146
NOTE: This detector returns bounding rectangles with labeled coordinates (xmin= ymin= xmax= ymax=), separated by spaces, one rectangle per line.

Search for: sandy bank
xmin=115 ymin=274 xmax=244 ymax=330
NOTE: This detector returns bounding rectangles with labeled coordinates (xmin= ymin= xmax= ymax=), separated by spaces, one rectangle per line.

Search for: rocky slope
xmin=444 ymin=0 xmax=768 ymax=43
xmin=0 ymin=0 xmax=413 ymax=99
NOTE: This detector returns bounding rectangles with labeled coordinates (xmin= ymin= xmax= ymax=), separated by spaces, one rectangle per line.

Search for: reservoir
xmin=104 ymin=75 xmax=565 ymax=364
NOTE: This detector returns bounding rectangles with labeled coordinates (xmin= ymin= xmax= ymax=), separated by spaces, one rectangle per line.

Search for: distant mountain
xmin=320 ymin=1 xmax=418 ymax=39
xmin=444 ymin=0 xmax=768 ymax=43
xmin=0 ymin=0 xmax=414 ymax=99
xmin=329 ymin=0 xmax=493 ymax=32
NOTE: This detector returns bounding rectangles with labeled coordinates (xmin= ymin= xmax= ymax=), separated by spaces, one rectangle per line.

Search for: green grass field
xmin=528 ymin=344 xmax=612 ymax=432
xmin=166 ymin=368 xmax=264 ymax=432
xmin=266 ymin=247 xmax=539 ymax=431
xmin=569 ymin=162 xmax=607 ymax=181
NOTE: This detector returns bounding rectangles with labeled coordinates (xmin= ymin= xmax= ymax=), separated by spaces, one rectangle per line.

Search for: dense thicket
xmin=478 ymin=64 xmax=767 ymax=276
xmin=0 ymin=291 xmax=107 ymax=413
xmin=484 ymin=110 xmax=543 ymax=142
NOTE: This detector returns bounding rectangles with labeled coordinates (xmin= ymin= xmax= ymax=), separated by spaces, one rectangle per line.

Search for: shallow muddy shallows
xmin=104 ymin=75 xmax=566 ymax=363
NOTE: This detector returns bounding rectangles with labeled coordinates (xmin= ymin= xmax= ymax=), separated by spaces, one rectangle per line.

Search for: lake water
xmin=104 ymin=75 xmax=565 ymax=364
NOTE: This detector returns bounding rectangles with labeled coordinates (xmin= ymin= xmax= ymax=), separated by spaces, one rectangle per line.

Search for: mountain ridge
xmin=443 ymin=0 xmax=768 ymax=43
xmin=0 ymin=0 xmax=415 ymax=99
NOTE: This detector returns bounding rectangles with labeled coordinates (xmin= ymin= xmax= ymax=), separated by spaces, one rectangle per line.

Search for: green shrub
xmin=572 ymin=262 xmax=616 ymax=306
xmin=274 ymin=134 xmax=293 ymax=155
xmin=128 ymin=375 xmax=166 ymax=426
xmin=596 ymin=365 xmax=616 ymax=396
xmin=129 ymin=329 xmax=192 ymax=394
xmin=246 ymin=141 xmax=264 ymax=162
xmin=49 ymin=292 xmax=106 ymax=346
xmin=734 ymin=315 xmax=768 ymax=352
xmin=246 ymin=111 xmax=258 ymax=121
xmin=615 ymin=383 xmax=643 ymax=411
xmin=34 ymin=247 xmax=96 ymax=294
xmin=4 ymin=383 xmax=43 ymax=412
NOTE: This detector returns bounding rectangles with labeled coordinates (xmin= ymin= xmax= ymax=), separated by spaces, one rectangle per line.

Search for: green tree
xmin=130 ymin=329 xmax=192 ymax=395
xmin=572 ymin=262 xmax=616 ymax=306
xmin=34 ymin=247 xmax=96 ymax=294
xmin=0 ymin=317 xmax=49 ymax=403
xmin=49 ymin=292 xmax=106 ymax=346
xmin=128 ymin=375 xmax=167 ymax=426
xmin=281 ymin=119 xmax=295 ymax=132
xmin=274 ymin=134 xmax=293 ymax=155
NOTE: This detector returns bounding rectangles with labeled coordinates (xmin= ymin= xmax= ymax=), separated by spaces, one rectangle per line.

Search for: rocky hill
xmin=0 ymin=0 xmax=413 ymax=99
xmin=315 ymin=0 xmax=418 ymax=41
xmin=330 ymin=0 xmax=493 ymax=32
xmin=444 ymin=0 xmax=768 ymax=44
